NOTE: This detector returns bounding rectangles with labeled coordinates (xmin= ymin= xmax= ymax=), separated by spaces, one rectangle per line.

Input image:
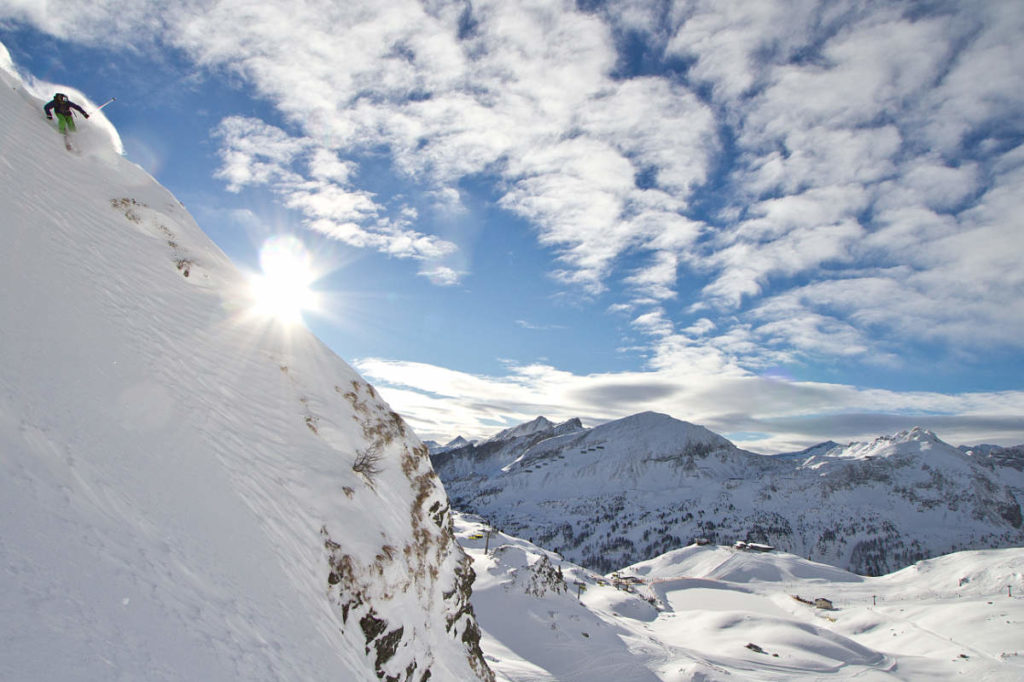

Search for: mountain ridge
xmin=432 ymin=413 xmax=1024 ymax=575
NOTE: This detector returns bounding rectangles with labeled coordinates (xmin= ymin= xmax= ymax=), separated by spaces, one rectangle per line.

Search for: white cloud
xmin=8 ymin=1 xmax=1024 ymax=316
xmin=307 ymin=148 xmax=356 ymax=183
xmin=684 ymin=317 xmax=715 ymax=336
xmin=213 ymin=115 xmax=458 ymax=263
xmin=516 ymin=320 xmax=567 ymax=331
xmin=418 ymin=264 xmax=462 ymax=286
xmin=665 ymin=1 xmax=1024 ymax=365
xmin=356 ymin=353 xmax=1024 ymax=451
xmin=702 ymin=215 xmax=864 ymax=307
xmin=666 ymin=0 xmax=823 ymax=100
xmin=214 ymin=116 xmax=309 ymax=191
xmin=917 ymin=3 xmax=1024 ymax=153
xmin=284 ymin=183 xmax=379 ymax=224
xmin=578 ymin=77 xmax=714 ymax=196
xmin=749 ymin=299 xmax=875 ymax=361
xmin=213 ymin=0 xmax=1022 ymax=444
xmin=0 ymin=0 xmax=162 ymax=43
xmin=631 ymin=309 xmax=674 ymax=338
xmin=624 ymin=251 xmax=679 ymax=302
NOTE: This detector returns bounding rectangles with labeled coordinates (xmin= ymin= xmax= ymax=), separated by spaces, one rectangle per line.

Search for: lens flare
xmin=249 ymin=235 xmax=319 ymax=325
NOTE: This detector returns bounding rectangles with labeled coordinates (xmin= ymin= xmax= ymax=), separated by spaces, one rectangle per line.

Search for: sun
xmin=249 ymin=235 xmax=320 ymax=325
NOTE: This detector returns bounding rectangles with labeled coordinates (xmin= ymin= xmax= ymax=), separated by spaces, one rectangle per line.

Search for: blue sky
xmin=2 ymin=0 xmax=1023 ymax=451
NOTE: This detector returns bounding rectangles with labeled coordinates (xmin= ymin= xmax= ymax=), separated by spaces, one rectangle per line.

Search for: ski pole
xmin=93 ymin=97 xmax=116 ymax=113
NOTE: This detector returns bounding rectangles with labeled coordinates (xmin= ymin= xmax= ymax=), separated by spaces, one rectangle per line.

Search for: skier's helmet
xmin=55 ymin=92 xmax=66 ymax=101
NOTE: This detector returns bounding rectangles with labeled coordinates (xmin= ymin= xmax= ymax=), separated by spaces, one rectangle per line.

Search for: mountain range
xmin=431 ymin=412 xmax=1024 ymax=574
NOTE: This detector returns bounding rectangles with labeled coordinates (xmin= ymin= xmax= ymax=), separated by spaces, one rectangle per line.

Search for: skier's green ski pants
xmin=56 ymin=113 xmax=77 ymax=134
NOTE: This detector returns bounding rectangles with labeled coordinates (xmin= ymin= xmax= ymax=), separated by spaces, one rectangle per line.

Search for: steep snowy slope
xmin=434 ymin=414 xmax=1024 ymax=574
xmin=0 ymin=53 xmax=491 ymax=681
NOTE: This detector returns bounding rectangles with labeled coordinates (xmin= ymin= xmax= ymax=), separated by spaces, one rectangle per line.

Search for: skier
xmin=43 ymin=93 xmax=89 ymax=149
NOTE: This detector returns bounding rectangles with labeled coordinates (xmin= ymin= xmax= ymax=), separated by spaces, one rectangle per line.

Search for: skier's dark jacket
xmin=44 ymin=94 xmax=87 ymax=119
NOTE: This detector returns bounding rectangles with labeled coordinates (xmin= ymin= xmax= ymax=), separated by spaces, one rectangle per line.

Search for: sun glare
xmin=249 ymin=235 xmax=320 ymax=325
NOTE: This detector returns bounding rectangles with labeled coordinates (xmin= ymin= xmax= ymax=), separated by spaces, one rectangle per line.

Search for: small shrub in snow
xmin=353 ymin=445 xmax=384 ymax=480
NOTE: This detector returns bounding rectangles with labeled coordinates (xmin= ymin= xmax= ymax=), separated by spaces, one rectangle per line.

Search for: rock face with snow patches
xmin=0 ymin=51 xmax=492 ymax=681
xmin=432 ymin=412 xmax=1024 ymax=575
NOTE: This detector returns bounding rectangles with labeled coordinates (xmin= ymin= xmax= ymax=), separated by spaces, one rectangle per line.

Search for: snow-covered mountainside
xmin=0 ymin=51 xmax=492 ymax=681
xmin=433 ymin=412 xmax=1024 ymax=575
xmin=456 ymin=512 xmax=1024 ymax=681
xmin=430 ymin=416 xmax=584 ymax=480
xmin=963 ymin=443 xmax=1024 ymax=473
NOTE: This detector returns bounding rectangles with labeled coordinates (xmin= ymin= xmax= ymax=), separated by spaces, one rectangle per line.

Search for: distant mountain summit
xmin=961 ymin=442 xmax=1024 ymax=471
xmin=427 ymin=435 xmax=473 ymax=455
xmin=484 ymin=416 xmax=584 ymax=444
xmin=432 ymin=414 xmax=1024 ymax=575
xmin=430 ymin=416 xmax=586 ymax=480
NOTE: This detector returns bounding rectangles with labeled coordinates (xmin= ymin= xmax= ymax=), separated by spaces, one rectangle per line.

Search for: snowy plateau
xmin=2 ymin=42 xmax=1023 ymax=682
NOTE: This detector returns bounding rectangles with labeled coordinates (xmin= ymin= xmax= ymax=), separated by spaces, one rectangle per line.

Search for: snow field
xmin=455 ymin=514 xmax=1024 ymax=680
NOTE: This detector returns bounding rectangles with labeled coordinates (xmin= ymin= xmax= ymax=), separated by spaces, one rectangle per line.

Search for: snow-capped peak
xmin=484 ymin=416 xmax=556 ymax=443
xmin=588 ymin=410 xmax=732 ymax=449
xmin=481 ymin=415 xmax=585 ymax=445
xmin=798 ymin=426 xmax=959 ymax=468
xmin=896 ymin=426 xmax=942 ymax=443
xmin=445 ymin=435 xmax=472 ymax=449
xmin=426 ymin=435 xmax=473 ymax=455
